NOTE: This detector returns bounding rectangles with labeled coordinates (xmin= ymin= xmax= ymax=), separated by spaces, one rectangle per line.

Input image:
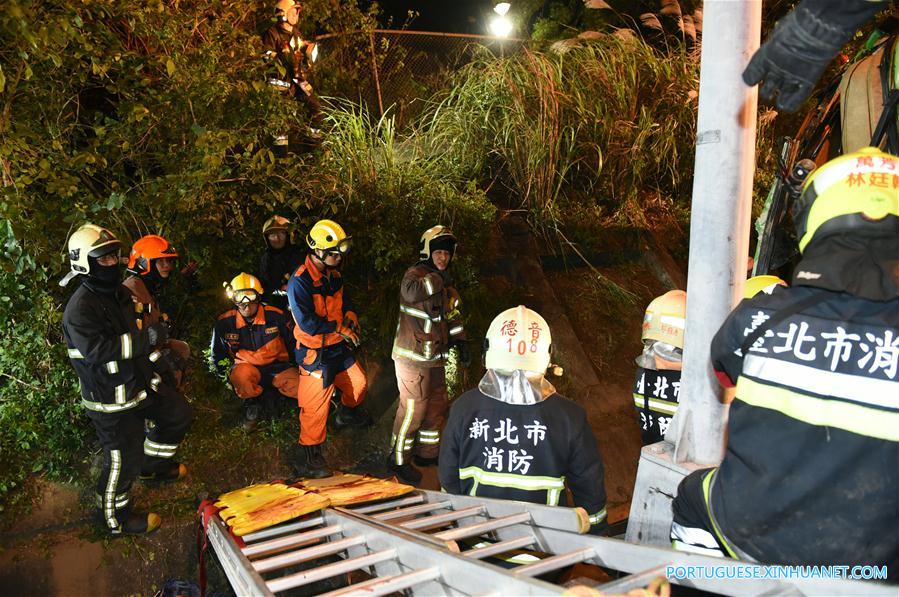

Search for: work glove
xmin=147 ymin=322 xmax=169 ymax=347
xmin=336 ymin=323 xmax=361 ymax=348
xmin=344 ymin=312 xmax=361 ymax=335
xmin=743 ymin=1 xmax=887 ymax=112
xmin=454 ymin=341 xmax=471 ymax=368
xmin=179 ymin=259 xmax=199 ymax=278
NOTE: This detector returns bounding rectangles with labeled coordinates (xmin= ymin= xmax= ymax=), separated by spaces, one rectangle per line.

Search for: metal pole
xmin=369 ymin=31 xmax=385 ymax=117
xmin=626 ymin=0 xmax=761 ymax=546
xmin=668 ymin=0 xmax=761 ymax=465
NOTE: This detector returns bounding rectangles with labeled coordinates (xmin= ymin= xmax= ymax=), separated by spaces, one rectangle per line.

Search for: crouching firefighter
xmin=61 ymin=224 xmax=193 ymax=536
xmin=633 ymin=290 xmax=685 ymax=446
xmin=389 ymin=225 xmax=469 ymax=484
xmin=288 ymin=219 xmax=370 ymax=478
xmin=439 ymin=306 xmax=608 ymax=535
xmin=211 ymin=273 xmax=300 ymax=432
xmin=670 ymin=148 xmax=899 ymax=577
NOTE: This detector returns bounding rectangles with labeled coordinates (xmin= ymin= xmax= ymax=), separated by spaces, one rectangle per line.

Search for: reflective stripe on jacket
xmin=392 ymin=263 xmax=466 ymax=368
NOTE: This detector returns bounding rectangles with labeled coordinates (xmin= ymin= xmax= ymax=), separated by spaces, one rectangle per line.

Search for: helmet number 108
xmin=506 ymin=339 xmax=538 ymax=354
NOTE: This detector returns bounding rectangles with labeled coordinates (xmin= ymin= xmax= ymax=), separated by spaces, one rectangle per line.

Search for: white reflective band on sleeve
xmin=114 ymin=384 xmax=126 ymax=404
xmin=589 ymin=508 xmax=607 ymax=525
xmin=417 ymin=429 xmax=440 ymax=445
xmin=743 ymin=355 xmax=898 ymax=409
xmin=120 ymin=333 xmax=132 ymax=359
xmin=105 ymin=361 xmax=119 ymax=374
xmin=449 ymin=326 xmax=464 ymax=336
xmin=68 ymin=348 xmax=84 ymax=359
xmin=399 ymin=304 xmax=431 ymax=320
xmin=423 ymin=319 xmax=432 ymax=334
xmin=423 ymin=277 xmax=434 ymax=296
xmin=144 ymin=438 xmax=178 ymax=458
xmin=546 ymin=488 xmax=561 ymax=506
xmin=392 ymin=345 xmax=443 ymax=363
xmin=148 ymin=350 xmax=162 ymax=363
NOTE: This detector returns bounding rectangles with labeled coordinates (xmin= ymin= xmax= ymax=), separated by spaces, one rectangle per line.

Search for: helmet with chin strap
xmin=61 ymin=224 xmax=122 ymax=287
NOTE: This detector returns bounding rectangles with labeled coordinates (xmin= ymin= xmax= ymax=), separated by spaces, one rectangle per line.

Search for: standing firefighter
xmin=261 ymin=0 xmax=322 ymax=153
xmin=670 ymin=148 xmax=899 ymax=577
xmin=287 ymin=219 xmax=370 ymax=478
xmin=124 ymin=234 xmax=191 ymax=386
xmin=61 ymin=224 xmax=193 ymax=536
xmin=439 ymin=306 xmax=608 ymax=535
xmin=211 ymin=273 xmax=300 ymax=432
xmin=633 ymin=290 xmax=686 ymax=446
xmin=258 ymin=215 xmax=304 ymax=311
xmin=389 ymin=225 xmax=469 ymax=483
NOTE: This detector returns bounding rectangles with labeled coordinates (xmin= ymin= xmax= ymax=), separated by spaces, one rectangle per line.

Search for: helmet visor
xmin=233 ymin=289 xmax=260 ymax=304
xmin=325 ymin=238 xmax=352 ymax=255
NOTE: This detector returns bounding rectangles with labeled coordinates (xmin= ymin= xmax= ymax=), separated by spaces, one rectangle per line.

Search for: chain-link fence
xmin=314 ymin=30 xmax=531 ymax=128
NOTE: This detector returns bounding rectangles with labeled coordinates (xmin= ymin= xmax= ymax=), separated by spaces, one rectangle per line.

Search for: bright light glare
xmin=310 ymin=43 xmax=319 ymax=63
xmin=489 ymin=15 xmax=513 ymax=37
xmin=494 ymin=2 xmax=511 ymax=16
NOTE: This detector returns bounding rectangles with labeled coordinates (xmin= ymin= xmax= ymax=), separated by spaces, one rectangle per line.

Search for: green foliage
xmin=420 ymin=38 xmax=699 ymax=247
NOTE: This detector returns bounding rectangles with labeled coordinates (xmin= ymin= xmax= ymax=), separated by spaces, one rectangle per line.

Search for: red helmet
xmin=128 ymin=235 xmax=179 ymax=276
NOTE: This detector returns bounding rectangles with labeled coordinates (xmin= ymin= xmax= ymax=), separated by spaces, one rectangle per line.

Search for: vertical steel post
xmin=369 ymin=31 xmax=385 ymax=117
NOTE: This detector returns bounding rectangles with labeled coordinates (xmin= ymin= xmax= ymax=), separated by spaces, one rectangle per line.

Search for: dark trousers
xmin=140 ymin=384 xmax=194 ymax=473
xmin=670 ymin=468 xmax=729 ymax=558
xmin=87 ymin=409 xmax=145 ymax=531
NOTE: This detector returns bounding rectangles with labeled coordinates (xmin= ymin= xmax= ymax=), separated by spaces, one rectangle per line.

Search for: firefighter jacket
xmin=261 ymin=25 xmax=313 ymax=99
xmin=258 ymin=243 xmax=304 ymax=311
xmin=392 ymin=263 xmax=466 ymax=368
xmin=707 ymin=284 xmax=898 ymax=569
xmin=439 ymin=387 xmax=608 ymax=535
xmin=287 ymin=255 xmax=357 ymax=385
xmin=210 ymin=305 xmax=295 ymax=375
xmin=633 ymin=367 xmax=681 ymax=445
xmin=63 ymin=281 xmax=164 ymax=413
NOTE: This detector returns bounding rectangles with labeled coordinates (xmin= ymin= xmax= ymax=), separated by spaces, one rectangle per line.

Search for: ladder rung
xmin=399 ymin=505 xmax=485 ymax=531
xmin=512 ymin=547 xmax=595 ymax=577
xmin=594 ymin=565 xmax=669 ymax=595
xmin=350 ymin=494 xmax=426 ymax=515
xmin=253 ymin=535 xmax=367 ymax=573
xmin=372 ymin=500 xmax=452 ymax=521
xmin=240 ymin=514 xmax=325 ymax=543
xmin=318 ymin=566 xmax=441 ymax=597
xmin=463 ymin=535 xmax=536 ymax=560
xmin=242 ymin=524 xmax=342 ymax=558
xmin=266 ymin=548 xmax=398 ymax=593
xmin=433 ymin=512 xmax=532 ymax=541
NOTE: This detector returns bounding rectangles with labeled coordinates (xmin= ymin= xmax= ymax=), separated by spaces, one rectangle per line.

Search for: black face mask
xmin=87 ymin=256 xmax=121 ymax=290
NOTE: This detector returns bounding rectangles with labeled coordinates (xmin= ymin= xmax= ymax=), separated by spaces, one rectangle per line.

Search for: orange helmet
xmin=128 ymin=235 xmax=179 ymax=276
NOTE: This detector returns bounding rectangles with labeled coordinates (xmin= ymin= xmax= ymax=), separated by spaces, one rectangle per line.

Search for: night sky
xmin=378 ymin=1 xmax=497 ymax=34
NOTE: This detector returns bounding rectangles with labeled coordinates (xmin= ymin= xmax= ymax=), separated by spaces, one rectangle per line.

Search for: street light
xmin=490 ymin=3 xmax=513 ymax=37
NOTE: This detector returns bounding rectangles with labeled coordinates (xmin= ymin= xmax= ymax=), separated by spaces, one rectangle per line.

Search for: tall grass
xmin=418 ymin=37 xmax=700 ymax=244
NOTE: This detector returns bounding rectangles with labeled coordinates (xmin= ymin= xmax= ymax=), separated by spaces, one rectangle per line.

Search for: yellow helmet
xmin=419 ymin=225 xmax=457 ymax=260
xmin=262 ymin=215 xmax=291 ymax=238
xmin=225 ymin=273 xmax=264 ymax=304
xmin=744 ymin=275 xmax=787 ymax=299
xmin=641 ymin=290 xmax=686 ymax=350
xmin=61 ymin=224 xmax=122 ymax=286
xmin=794 ymin=147 xmax=899 ymax=254
xmin=306 ymin=219 xmax=351 ymax=253
xmin=485 ymin=305 xmax=552 ymax=374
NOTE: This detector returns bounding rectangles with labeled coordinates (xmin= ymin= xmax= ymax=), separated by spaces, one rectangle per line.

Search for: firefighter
xmin=211 ymin=273 xmax=300 ymax=432
xmin=287 ymin=219 xmax=370 ymax=478
xmin=670 ymin=148 xmax=899 ymax=577
xmin=261 ymin=0 xmax=322 ymax=153
xmin=633 ymin=290 xmax=685 ymax=446
xmin=123 ymin=234 xmax=191 ymax=386
xmin=61 ymin=224 xmax=193 ymax=536
xmin=439 ymin=306 xmax=608 ymax=535
xmin=258 ymin=215 xmax=304 ymax=311
xmin=744 ymin=0 xmax=889 ymax=112
xmin=388 ymin=225 xmax=469 ymax=483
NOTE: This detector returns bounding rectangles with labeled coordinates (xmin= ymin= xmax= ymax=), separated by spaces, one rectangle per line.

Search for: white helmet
xmin=485 ymin=305 xmax=552 ymax=374
xmin=60 ymin=224 xmax=121 ymax=286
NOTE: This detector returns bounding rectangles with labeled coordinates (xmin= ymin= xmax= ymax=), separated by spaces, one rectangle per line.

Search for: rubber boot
xmin=98 ymin=507 xmax=162 ymax=536
xmin=296 ymin=444 xmax=331 ymax=479
xmin=242 ymin=398 xmax=261 ymax=433
xmin=140 ymin=461 xmax=187 ymax=484
xmin=413 ymin=455 xmax=439 ymax=467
